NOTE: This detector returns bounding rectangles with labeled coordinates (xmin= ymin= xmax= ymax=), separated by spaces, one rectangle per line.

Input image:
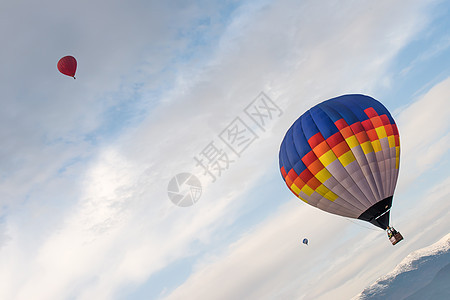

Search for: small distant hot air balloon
xmin=57 ymin=55 xmax=77 ymax=79
xmin=302 ymin=238 xmax=308 ymax=245
xmin=279 ymin=94 xmax=403 ymax=245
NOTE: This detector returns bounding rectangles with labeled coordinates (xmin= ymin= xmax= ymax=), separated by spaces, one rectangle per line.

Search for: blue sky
xmin=0 ymin=0 xmax=449 ymax=299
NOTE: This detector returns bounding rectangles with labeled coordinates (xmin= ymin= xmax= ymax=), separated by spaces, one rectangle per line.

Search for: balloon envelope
xmin=302 ymin=238 xmax=308 ymax=245
xmin=57 ymin=56 xmax=77 ymax=78
xmin=279 ymin=94 xmax=400 ymax=229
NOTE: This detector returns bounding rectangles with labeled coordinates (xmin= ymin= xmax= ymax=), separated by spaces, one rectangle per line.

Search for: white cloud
xmin=161 ymin=158 xmax=450 ymax=300
xmin=163 ymin=202 xmax=350 ymax=300
xmin=0 ymin=0 xmax=232 ymax=214
xmin=396 ymin=76 xmax=450 ymax=189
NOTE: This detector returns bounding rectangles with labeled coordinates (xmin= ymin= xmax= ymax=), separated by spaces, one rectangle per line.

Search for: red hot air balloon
xmin=57 ymin=56 xmax=77 ymax=79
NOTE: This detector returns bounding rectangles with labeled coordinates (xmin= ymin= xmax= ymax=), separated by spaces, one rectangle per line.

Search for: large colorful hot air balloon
xmin=279 ymin=94 xmax=403 ymax=245
xmin=57 ymin=55 xmax=77 ymax=79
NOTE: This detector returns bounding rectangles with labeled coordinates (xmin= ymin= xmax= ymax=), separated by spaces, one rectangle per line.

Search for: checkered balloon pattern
xmin=279 ymin=94 xmax=400 ymax=220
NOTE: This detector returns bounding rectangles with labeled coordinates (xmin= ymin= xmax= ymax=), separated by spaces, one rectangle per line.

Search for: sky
xmin=0 ymin=0 xmax=449 ymax=299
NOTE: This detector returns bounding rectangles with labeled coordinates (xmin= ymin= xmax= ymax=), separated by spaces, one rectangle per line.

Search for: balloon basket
xmin=389 ymin=232 xmax=403 ymax=245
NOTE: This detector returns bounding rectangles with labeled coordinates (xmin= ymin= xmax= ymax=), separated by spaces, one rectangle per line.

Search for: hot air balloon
xmin=57 ymin=55 xmax=77 ymax=79
xmin=279 ymin=94 xmax=403 ymax=245
xmin=302 ymin=238 xmax=308 ymax=245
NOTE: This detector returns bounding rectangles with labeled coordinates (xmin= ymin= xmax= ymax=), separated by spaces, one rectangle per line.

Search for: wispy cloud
xmin=396 ymin=77 xmax=450 ymax=189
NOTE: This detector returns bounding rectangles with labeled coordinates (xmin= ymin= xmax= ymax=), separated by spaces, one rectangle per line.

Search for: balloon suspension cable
xmin=344 ymin=218 xmax=383 ymax=231
xmin=375 ymin=208 xmax=391 ymax=221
